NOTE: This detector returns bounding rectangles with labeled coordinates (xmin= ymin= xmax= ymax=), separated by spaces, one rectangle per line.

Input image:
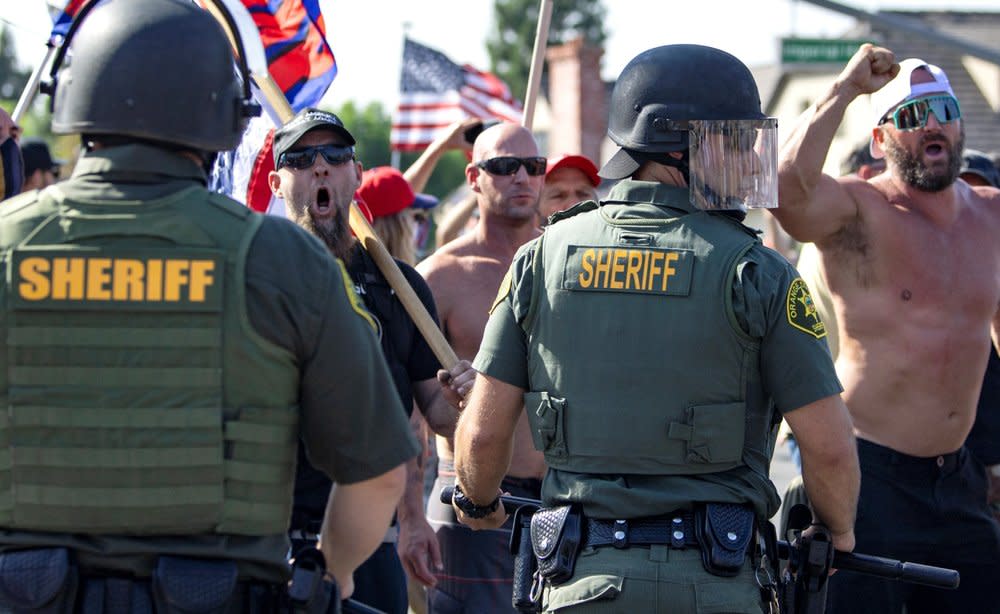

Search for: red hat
xmin=546 ymin=154 xmax=600 ymax=187
xmin=358 ymin=166 xmax=439 ymax=219
xmin=352 ymin=193 xmax=375 ymax=224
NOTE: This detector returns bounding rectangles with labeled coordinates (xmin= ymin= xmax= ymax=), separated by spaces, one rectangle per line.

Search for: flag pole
xmin=204 ymin=0 xmax=460 ymax=370
xmin=521 ymin=0 xmax=553 ymax=130
xmin=12 ymin=42 xmax=57 ymax=125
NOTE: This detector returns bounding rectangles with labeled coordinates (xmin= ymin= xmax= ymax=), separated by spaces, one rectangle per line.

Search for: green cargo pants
xmin=540 ymin=545 xmax=765 ymax=613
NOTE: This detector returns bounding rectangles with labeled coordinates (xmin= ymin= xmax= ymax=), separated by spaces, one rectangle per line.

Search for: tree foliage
xmin=335 ymin=101 xmax=393 ymax=169
xmin=0 ymin=26 xmax=30 ymax=101
xmin=487 ymin=0 xmax=607 ymax=103
xmin=0 ymin=25 xmax=75 ymax=166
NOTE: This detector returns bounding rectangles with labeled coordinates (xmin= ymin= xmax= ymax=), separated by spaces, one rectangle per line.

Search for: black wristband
xmin=451 ymin=483 xmax=500 ymax=519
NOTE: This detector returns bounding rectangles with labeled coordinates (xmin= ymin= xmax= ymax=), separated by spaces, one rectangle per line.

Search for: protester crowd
xmin=1 ymin=6 xmax=999 ymax=612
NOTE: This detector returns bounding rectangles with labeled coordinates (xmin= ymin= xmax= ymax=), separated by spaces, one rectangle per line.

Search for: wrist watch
xmin=451 ymin=483 xmax=500 ymax=519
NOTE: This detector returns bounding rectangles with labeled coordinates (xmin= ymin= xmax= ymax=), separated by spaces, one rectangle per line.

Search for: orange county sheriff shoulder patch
xmin=786 ymin=277 xmax=827 ymax=339
xmin=490 ymin=269 xmax=513 ymax=315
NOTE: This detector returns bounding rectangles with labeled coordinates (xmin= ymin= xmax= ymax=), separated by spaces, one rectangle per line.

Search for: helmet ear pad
xmin=48 ymin=0 xmax=253 ymax=153
xmin=626 ymin=104 xmax=689 ymax=153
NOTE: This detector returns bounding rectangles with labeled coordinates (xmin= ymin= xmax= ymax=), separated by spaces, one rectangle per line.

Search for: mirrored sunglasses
xmin=278 ymin=144 xmax=356 ymax=170
xmin=476 ymin=156 xmax=548 ymax=176
xmin=882 ymin=95 xmax=961 ymax=132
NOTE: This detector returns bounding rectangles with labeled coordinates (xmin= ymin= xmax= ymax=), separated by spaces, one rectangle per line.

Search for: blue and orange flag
xmin=48 ymin=0 xmax=93 ymax=40
xmin=193 ymin=0 xmax=339 ymax=213
xmin=243 ymin=0 xmax=338 ymax=112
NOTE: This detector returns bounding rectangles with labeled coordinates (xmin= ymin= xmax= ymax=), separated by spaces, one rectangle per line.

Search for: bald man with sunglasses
xmin=417 ymin=122 xmax=546 ymax=613
xmin=775 ymin=44 xmax=1000 ymax=613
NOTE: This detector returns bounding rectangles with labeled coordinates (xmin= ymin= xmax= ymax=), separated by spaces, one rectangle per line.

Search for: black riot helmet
xmin=600 ymin=44 xmax=778 ymax=210
xmin=46 ymin=0 xmax=257 ymax=152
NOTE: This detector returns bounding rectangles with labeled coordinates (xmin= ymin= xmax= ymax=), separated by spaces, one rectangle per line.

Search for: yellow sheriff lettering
xmin=574 ymin=248 xmax=683 ymax=293
xmin=593 ymin=249 xmax=612 ymax=288
xmin=17 ymin=256 xmax=216 ymax=303
xmin=579 ymin=248 xmax=596 ymax=287
xmin=662 ymin=252 xmax=679 ymax=291
xmin=18 ymin=257 xmax=51 ymax=300
xmin=625 ymin=250 xmax=642 ymax=290
xmin=609 ymin=249 xmax=626 ymax=289
xmin=87 ymin=258 xmax=112 ymax=300
xmin=112 ymin=259 xmax=145 ymax=301
xmin=188 ymin=260 xmax=215 ymax=302
xmin=52 ymin=257 xmax=85 ymax=300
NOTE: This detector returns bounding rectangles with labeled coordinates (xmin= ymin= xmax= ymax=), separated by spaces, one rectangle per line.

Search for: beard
xmin=291 ymin=205 xmax=354 ymax=261
xmin=882 ymin=128 xmax=964 ymax=192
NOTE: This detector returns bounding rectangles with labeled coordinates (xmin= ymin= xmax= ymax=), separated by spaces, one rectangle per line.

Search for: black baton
xmin=438 ymin=486 xmax=960 ymax=590
xmin=341 ymin=599 xmax=386 ymax=614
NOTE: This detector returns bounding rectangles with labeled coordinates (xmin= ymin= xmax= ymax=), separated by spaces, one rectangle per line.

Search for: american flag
xmin=392 ymin=38 xmax=522 ymax=152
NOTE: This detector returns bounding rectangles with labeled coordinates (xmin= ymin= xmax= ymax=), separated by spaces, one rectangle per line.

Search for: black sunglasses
xmin=476 ymin=156 xmax=548 ymax=176
xmin=278 ymin=144 xmax=356 ymax=170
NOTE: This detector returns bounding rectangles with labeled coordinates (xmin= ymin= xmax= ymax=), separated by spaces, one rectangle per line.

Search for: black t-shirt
xmin=292 ymin=242 xmax=442 ymax=526
xmin=967 ymin=348 xmax=1000 ymax=465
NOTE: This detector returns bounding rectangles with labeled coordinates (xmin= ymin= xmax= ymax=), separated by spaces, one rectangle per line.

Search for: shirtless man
xmin=775 ymin=44 xmax=1000 ymax=613
xmin=417 ymin=122 xmax=546 ymax=613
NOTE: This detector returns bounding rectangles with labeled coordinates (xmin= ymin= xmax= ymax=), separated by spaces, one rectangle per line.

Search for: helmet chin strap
xmin=692 ymin=179 xmax=748 ymax=220
xmin=695 ymin=184 xmax=748 ymax=221
xmin=646 ymin=150 xmax=691 ymax=184
xmin=646 ymin=150 xmax=747 ymax=220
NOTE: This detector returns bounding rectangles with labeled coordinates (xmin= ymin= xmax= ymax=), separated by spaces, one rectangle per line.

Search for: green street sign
xmin=781 ymin=38 xmax=871 ymax=64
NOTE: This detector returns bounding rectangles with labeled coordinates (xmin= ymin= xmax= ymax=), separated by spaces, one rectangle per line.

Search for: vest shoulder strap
xmin=548 ymin=200 xmax=599 ymax=225
xmin=519 ymin=233 xmax=546 ymax=335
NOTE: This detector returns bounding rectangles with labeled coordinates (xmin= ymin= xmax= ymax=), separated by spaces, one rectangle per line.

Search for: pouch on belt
xmin=530 ymin=504 xmax=582 ymax=585
xmin=152 ymin=556 xmax=238 ymax=614
xmin=0 ymin=547 xmax=77 ymax=613
xmin=695 ymin=502 xmax=755 ymax=577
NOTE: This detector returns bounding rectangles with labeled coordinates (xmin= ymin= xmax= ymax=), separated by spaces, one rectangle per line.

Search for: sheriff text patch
xmin=564 ymin=246 xmax=693 ymax=296
xmin=12 ymin=250 xmax=224 ymax=311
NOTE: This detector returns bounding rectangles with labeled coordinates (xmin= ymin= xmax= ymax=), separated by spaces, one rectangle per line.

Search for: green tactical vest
xmin=522 ymin=202 xmax=774 ymax=478
xmin=0 ymin=185 xmax=300 ymax=536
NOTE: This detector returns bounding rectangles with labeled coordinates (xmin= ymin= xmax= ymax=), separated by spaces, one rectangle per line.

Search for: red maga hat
xmin=546 ymin=154 xmax=600 ymax=187
xmin=358 ymin=166 xmax=439 ymax=219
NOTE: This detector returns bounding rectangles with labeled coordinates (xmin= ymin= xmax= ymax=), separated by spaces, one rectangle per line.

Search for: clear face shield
xmin=684 ymin=118 xmax=779 ymax=211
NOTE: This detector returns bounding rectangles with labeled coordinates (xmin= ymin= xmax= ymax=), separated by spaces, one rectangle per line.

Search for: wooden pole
xmin=12 ymin=43 xmax=56 ymax=125
xmin=521 ymin=0 xmax=553 ymax=130
xmin=204 ymin=0 xmax=459 ymax=369
xmin=350 ymin=205 xmax=459 ymax=367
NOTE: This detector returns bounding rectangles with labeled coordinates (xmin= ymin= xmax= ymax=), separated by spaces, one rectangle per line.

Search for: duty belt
xmin=584 ymin=512 xmax=699 ymax=549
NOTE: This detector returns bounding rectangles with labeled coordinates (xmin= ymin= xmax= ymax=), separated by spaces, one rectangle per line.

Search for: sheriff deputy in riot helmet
xmin=450 ymin=44 xmax=860 ymax=612
xmin=0 ymin=0 xmax=416 ymax=611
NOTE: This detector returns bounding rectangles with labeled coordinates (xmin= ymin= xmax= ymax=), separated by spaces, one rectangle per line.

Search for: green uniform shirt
xmin=0 ymin=145 xmax=418 ymax=582
xmin=475 ymin=180 xmax=841 ymax=519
